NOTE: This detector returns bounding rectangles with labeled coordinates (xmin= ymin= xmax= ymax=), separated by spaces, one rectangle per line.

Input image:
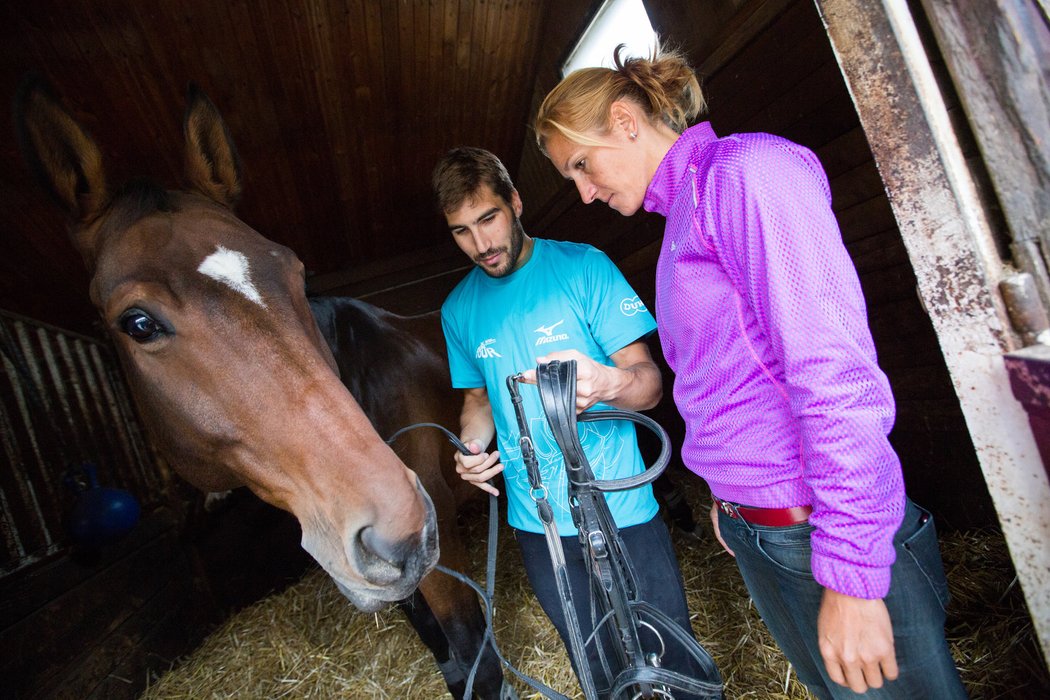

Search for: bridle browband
xmin=386 ymin=359 xmax=721 ymax=699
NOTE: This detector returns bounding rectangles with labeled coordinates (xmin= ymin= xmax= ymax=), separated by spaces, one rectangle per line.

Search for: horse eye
xmin=118 ymin=309 xmax=165 ymax=342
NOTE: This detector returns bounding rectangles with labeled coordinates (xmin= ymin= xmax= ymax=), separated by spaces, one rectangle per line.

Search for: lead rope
xmin=385 ymin=422 xmax=571 ymax=700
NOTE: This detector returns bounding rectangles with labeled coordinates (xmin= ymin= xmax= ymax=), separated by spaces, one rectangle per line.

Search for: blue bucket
xmin=65 ymin=462 xmax=141 ymax=546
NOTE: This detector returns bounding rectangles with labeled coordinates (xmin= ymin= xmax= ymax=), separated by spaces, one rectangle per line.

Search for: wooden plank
xmin=888 ymin=430 xmax=994 ymax=530
xmin=515 ymin=0 xmax=606 ymax=211
xmin=0 ymin=509 xmax=177 ymax=630
xmin=645 ymin=0 xmax=795 ymax=78
xmin=734 ymin=59 xmax=859 ymax=151
xmin=0 ymin=382 xmax=58 ymax=565
xmin=359 ymin=274 xmax=465 ymax=316
xmin=0 ymin=312 xmax=160 ymax=575
xmin=846 ymin=229 xmax=911 ymax=273
xmin=836 ymin=195 xmax=898 ymax=244
xmin=816 ymin=126 xmax=874 ymax=179
xmin=918 ymin=0 xmax=1050 ymax=307
xmin=828 ymin=160 xmax=887 ymax=213
xmin=817 ymin=0 xmax=1050 ymax=661
xmin=887 ymin=365 xmax=963 ymax=401
xmin=858 ymin=265 xmax=922 ymax=307
xmin=705 ymin=0 xmax=831 ymax=129
xmin=769 ymin=85 xmax=861 ymax=154
xmin=618 ymin=239 xmax=664 ymax=280
xmin=867 ymin=297 xmax=938 ymax=339
xmin=41 ymin=564 xmax=205 ymax=700
xmin=0 ymin=514 xmax=191 ymax=698
xmin=892 ymin=398 xmax=968 ymax=427
xmin=875 ymin=333 xmax=953 ymax=371
xmin=305 ymin=242 xmax=466 ymax=298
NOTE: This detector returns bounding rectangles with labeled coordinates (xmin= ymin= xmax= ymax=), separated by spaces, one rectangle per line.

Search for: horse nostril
xmin=354 ymin=526 xmax=408 ymax=586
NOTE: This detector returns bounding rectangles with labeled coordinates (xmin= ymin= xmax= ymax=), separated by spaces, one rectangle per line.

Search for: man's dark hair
xmin=432 ymin=147 xmax=516 ymax=214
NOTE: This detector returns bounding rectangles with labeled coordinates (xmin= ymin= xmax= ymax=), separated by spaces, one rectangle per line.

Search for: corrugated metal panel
xmin=0 ymin=310 xmax=165 ymax=574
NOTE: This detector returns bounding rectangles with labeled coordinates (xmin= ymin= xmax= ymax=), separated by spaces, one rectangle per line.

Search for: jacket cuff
xmin=811 ymin=550 xmax=892 ymax=599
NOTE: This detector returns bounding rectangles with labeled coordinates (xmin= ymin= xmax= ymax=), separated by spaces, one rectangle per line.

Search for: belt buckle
xmin=718 ymin=498 xmax=736 ymax=518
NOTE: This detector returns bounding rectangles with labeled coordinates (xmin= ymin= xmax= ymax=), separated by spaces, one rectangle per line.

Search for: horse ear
xmin=13 ymin=73 xmax=110 ymax=228
xmin=183 ymin=83 xmax=242 ymax=207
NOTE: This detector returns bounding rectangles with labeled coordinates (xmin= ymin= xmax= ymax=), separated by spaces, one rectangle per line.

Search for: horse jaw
xmin=300 ymin=478 xmax=440 ymax=611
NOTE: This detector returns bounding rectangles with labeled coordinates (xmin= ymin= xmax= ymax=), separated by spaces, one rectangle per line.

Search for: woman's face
xmin=545 ymin=129 xmax=650 ymax=216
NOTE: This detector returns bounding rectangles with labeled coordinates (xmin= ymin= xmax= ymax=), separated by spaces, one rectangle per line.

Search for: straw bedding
xmin=142 ymin=489 xmax=1049 ymax=699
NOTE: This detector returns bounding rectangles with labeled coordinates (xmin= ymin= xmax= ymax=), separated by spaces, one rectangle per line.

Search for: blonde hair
xmin=534 ymin=44 xmax=705 ymax=154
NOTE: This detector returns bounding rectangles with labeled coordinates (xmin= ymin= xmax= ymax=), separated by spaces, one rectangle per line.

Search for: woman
xmin=533 ymin=45 xmax=966 ymax=700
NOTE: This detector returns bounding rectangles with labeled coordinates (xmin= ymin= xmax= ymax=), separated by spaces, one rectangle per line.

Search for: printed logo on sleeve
xmin=620 ymin=296 xmax=647 ymax=316
xmin=534 ymin=319 xmax=569 ymax=346
xmin=475 ymin=338 xmax=503 ymax=359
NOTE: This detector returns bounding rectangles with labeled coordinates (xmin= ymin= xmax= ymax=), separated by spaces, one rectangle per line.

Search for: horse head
xmin=14 ymin=75 xmax=439 ymax=611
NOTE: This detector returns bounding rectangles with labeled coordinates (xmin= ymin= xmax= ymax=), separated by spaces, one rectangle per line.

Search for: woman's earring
xmin=629 ymin=131 xmax=637 ymax=140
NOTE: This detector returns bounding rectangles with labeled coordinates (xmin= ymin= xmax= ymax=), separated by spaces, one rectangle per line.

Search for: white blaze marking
xmin=197 ymin=245 xmax=266 ymax=307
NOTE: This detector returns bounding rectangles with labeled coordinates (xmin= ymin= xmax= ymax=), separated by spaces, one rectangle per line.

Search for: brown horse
xmin=308 ymin=295 xmax=508 ymax=697
xmin=15 ymin=77 xmax=509 ymax=698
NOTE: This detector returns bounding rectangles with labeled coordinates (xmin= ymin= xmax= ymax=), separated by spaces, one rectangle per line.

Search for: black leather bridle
xmin=387 ymin=359 xmax=722 ymax=699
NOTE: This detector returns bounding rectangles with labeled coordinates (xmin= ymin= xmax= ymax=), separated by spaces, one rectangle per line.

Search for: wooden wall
xmin=0 ymin=312 xmax=163 ymax=575
xmin=1 ymin=509 xmax=205 ymax=700
xmin=0 ymin=0 xmax=554 ymax=335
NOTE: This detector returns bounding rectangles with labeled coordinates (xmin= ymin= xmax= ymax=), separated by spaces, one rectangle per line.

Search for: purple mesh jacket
xmin=645 ymin=122 xmax=905 ymax=599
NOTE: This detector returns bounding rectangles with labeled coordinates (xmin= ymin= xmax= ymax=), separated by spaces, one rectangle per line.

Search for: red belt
xmin=714 ymin=495 xmax=812 ymax=527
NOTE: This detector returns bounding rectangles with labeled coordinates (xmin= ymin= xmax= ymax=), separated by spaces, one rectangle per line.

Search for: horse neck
xmin=309 ymin=297 xmax=446 ymax=425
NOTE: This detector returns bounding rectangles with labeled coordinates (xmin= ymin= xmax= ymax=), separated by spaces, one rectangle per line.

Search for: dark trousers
xmin=515 ymin=516 xmax=721 ymax=698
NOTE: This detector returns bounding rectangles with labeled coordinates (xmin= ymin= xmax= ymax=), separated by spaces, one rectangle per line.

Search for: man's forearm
xmin=603 ymin=359 xmax=662 ymax=411
xmin=459 ymin=389 xmax=496 ymax=447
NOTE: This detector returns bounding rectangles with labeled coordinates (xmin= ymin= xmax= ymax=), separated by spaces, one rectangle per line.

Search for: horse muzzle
xmin=329 ymin=478 xmax=440 ymax=611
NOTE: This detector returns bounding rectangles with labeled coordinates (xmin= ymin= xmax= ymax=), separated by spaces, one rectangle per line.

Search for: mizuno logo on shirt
xmin=534 ymin=320 xmax=569 ymax=346
xmin=475 ymin=338 xmax=502 ymax=359
xmin=620 ymin=296 xmax=647 ymax=316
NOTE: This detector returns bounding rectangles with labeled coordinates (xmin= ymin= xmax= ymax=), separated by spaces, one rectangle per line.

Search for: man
xmin=433 ymin=147 xmax=719 ymax=698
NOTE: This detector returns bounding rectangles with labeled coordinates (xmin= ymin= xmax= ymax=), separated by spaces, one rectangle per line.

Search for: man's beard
xmin=478 ymin=215 xmax=526 ymax=278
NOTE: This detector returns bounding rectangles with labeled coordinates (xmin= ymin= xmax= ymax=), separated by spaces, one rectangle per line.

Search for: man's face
xmin=445 ymin=185 xmax=527 ymax=278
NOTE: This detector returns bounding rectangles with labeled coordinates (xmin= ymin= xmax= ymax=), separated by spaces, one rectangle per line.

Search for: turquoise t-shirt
xmin=441 ymin=238 xmax=660 ymax=534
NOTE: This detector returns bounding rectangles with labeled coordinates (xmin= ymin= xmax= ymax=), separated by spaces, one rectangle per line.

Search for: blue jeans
xmin=718 ymin=499 xmax=967 ymax=699
xmin=515 ymin=516 xmax=722 ymax=699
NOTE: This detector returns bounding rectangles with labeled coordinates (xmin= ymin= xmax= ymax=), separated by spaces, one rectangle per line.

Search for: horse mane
xmin=308 ymin=296 xmax=448 ymax=433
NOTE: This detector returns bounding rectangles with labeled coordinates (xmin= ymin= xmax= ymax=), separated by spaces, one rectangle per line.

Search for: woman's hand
xmin=709 ymin=502 xmax=736 ymax=556
xmin=818 ymin=589 xmax=898 ymax=693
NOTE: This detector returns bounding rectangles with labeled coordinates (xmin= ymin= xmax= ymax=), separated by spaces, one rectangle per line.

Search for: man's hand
xmin=817 ymin=588 xmax=899 ymax=693
xmin=454 ymin=439 xmax=504 ymax=497
xmin=518 ymin=349 xmax=610 ymax=412
xmin=517 ymin=342 xmax=661 ymax=413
